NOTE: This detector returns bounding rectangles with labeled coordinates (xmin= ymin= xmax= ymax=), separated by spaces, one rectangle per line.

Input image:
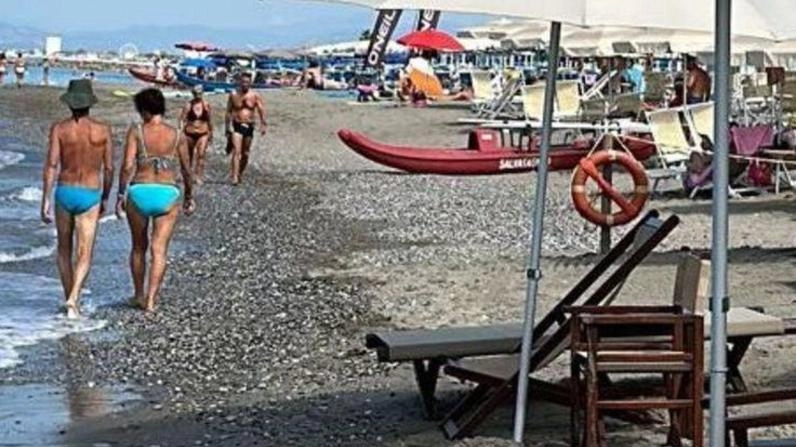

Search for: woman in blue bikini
xmin=116 ymin=88 xmax=196 ymax=312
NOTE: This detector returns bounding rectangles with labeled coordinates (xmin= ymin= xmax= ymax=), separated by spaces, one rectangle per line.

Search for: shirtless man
xmin=225 ymin=73 xmax=266 ymax=185
xmin=41 ymin=79 xmax=113 ymax=318
xmin=685 ymin=55 xmax=712 ymax=104
xmin=14 ymin=52 xmax=25 ymax=88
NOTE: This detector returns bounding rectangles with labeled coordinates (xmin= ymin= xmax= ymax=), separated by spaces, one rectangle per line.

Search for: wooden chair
xmin=439 ymin=212 xmax=680 ymax=439
xmin=569 ymin=306 xmax=704 ymax=447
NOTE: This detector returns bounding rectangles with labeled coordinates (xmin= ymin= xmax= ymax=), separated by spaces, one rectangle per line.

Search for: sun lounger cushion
xmin=365 ymin=324 xmax=523 ymax=362
xmin=706 ymin=307 xmax=786 ymax=337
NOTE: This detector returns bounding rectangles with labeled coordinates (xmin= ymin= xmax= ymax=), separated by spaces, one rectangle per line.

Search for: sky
xmin=3 ymin=0 xmax=488 ymax=37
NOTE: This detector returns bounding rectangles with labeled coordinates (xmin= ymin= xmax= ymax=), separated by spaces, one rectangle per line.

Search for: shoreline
xmin=0 ymin=84 xmax=794 ymax=446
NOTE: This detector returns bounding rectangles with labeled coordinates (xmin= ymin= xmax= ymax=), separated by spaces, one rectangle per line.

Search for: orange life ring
xmin=571 ymin=150 xmax=649 ymax=227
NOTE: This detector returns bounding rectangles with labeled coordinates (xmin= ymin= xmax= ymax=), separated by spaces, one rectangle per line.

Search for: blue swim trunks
xmin=127 ymin=183 xmax=181 ymax=217
xmin=54 ymin=184 xmax=102 ymax=215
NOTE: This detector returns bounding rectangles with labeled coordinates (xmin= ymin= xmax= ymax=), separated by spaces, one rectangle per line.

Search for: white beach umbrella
xmin=377 ymin=0 xmax=796 ymax=40
xmin=372 ymin=1 xmax=796 ymax=447
xmin=561 ymin=26 xmax=647 ymax=55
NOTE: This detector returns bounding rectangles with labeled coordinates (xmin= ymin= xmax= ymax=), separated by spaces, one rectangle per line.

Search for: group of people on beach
xmin=40 ymin=74 xmax=267 ymax=317
xmin=0 ymin=52 xmax=27 ymax=87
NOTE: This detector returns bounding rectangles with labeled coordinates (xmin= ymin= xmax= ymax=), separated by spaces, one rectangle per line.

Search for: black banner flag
xmin=416 ymin=10 xmax=441 ymax=31
xmin=364 ymin=9 xmax=403 ymax=68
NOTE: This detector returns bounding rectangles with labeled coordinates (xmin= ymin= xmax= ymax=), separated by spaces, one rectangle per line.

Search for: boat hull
xmin=337 ymin=129 xmax=656 ymax=176
xmin=128 ymin=67 xmax=177 ymax=87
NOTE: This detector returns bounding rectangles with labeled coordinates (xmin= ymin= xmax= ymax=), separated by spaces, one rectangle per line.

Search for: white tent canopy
xmin=376 ymin=0 xmax=796 ymax=40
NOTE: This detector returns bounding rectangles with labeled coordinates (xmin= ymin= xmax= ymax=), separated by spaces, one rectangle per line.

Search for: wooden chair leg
xmin=586 ymin=368 xmax=600 ymax=447
xmin=733 ymin=428 xmax=749 ymax=447
xmin=571 ymin=357 xmax=581 ymax=447
xmin=413 ymin=359 xmax=443 ymax=420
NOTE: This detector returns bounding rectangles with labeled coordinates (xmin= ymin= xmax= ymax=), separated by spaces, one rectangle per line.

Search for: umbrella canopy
xmin=561 ymin=26 xmax=647 ymax=55
xmin=180 ymin=58 xmax=217 ymax=68
xmin=175 ymin=41 xmax=220 ymax=52
xmin=257 ymin=49 xmax=301 ymax=59
xmin=377 ymin=0 xmax=796 ymax=40
xmin=407 ymin=70 xmax=444 ymax=97
xmin=397 ymin=29 xmax=465 ymax=52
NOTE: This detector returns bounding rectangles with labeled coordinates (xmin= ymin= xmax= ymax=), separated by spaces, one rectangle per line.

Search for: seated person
xmin=356 ymin=76 xmax=378 ymax=102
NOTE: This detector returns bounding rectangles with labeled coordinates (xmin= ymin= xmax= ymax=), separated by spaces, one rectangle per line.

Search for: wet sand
xmin=0 ymin=84 xmax=795 ymax=446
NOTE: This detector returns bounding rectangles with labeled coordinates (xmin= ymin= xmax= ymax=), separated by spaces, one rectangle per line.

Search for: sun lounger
xmin=556 ymin=80 xmax=582 ymax=118
xmin=467 ymin=76 xmax=525 ymax=122
xmin=365 ymin=211 xmax=677 ymax=421
xmin=469 ymin=70 xmax=494 ymax=105
xmin=645 ymin=108 xmax=693 ymax=195
xmin=440 ymin=212 xmax=680 ymax=439
xmin=442 ymin=252 xmax=796 ymax=439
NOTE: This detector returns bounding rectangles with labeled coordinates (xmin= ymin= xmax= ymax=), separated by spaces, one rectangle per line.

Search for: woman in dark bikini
xmin=179 ymin=85 xmax=213 ymax=184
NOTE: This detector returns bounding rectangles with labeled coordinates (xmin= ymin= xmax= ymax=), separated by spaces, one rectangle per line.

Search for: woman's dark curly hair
xmin=133 ymin=88 xmax=166 ymax=116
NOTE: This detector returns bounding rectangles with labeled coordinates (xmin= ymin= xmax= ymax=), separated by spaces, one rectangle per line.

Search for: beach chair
xmin=556 ymin=80 xmax=582 ymax=118
xmin=463 ymin=76 xmax=525 ymax=122
xmin=444 ymin=249 xmax=796 ymax=440
xmin=569 ymin=306 xmax=704 ymax=447
xmin=469 ymin=70 xmax=495 ymax=104
xmin=438 ymin=212 xmax=680 ymax=439
xmin=520 ymin=83 xmax=548 ymax=120
xmin=643 ymin=72 xmax=669 ymax=106
xmin=644 ymin=108 xmax=693 ymax=194
xmin=365 ymin=211 xmax=679 ymax=422
xmin=581 ymin=70 xmax=617 ymax=101
xmin=684 ymin=104 xmax=770 ymax=198
xmin=673 ymin=253 xmax=796 ymax=446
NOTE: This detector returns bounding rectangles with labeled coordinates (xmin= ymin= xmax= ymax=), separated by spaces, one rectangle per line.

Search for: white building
xmin=45 ymin=36 xmax=62 ymax=56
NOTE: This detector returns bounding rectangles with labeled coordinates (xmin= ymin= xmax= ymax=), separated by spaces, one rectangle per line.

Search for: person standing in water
xmin=42 ymin=58 xmax=51 ymax=86
xmin=14 ymin=52 xmax=26 ymax=88
xmin=224 ymin=73 xmax=266 ymax=185
xmin=41 ymin=79 xmax=113 ymax=318
xmin=116 ymin=88 xmax=195 ymax=313
xmin=178 ymin=85 xmax=213 ymax=184
xmin=0 ymin=52 xmax=7 ymax=85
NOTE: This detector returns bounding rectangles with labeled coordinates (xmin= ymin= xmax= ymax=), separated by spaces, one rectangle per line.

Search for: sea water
xmin=0 ymin=133 xmax=128 ymax=370
xmin=0 ymin=66 xmax=137 ymax=88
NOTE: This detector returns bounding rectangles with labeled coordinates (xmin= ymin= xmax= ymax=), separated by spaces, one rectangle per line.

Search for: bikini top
xmin=136 ymin=124 xmax=179 ymax=174
xmin=187 ymin=100 xmax=209 ymax=122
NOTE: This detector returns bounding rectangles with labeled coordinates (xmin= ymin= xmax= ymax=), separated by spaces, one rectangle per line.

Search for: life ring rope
xmin=578 ymin=157 xmax=636 ymax=214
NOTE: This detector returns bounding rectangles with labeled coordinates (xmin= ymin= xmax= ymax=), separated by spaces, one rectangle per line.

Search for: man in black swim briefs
xmin=224 ymin=73 xmax=267 ymax=185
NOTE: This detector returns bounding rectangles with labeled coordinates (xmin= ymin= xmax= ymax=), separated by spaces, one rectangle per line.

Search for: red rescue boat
xmin=337 ymin=128 xmax=656 ymax=176
xmin=128 ymin=66 xmax=177 ymax=87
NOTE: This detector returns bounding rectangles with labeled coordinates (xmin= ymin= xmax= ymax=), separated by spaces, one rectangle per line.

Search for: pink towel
xmin=730 ymin=125 xmax=774 ymax=157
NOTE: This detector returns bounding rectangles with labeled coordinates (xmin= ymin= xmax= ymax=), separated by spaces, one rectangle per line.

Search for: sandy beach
xmin=0 ymin=84 xmax=795 ymax=446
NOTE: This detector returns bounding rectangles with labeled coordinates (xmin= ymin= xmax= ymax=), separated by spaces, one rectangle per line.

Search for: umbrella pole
xmin=709 ymin=0 xmax=731 ymax=446
xmin=513 ymin=20 xmax=561 ymax=444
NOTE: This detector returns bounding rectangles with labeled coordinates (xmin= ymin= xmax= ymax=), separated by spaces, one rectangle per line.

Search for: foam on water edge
xmin=0 ymin=150 xmax=24 ymax=170
xmin=9 ymin=186 xmax=43 ymax=202
xmin=0 ymin=273 xmax=107 ymax=369
xmin=0 ymin=244 xmax=56 ymax=264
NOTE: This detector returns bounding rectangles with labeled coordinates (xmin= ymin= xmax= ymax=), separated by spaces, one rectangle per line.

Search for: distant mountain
xmin=0 ymin=22 xmax=47 ymax=50
xmin=62 ymin=24 xmax=363 ymax=53
xmin=0 ymin=14 xmax=484 ymax=53
xmin=0 ymin=21 xmax=366 ymax=53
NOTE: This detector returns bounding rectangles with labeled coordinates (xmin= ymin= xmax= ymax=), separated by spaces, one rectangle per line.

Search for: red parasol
xmin=175 ymin=42 xmax=220 ymax=52
xmin=396 ymin=29 xmax=465 ymax=52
